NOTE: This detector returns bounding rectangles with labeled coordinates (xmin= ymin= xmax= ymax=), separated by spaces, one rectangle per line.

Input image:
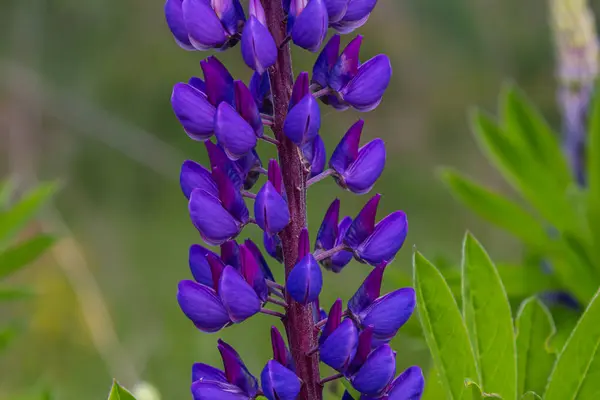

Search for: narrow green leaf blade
xmin=520 ymin=392 xmax=541 ymax=400
xmin=0 ymin=182 xmax=58 ymax=245
xmin=545 ymin=287 xmax=600 ymax=399
xmin=0 ymin=235 xmax=55 ymax=279
xmin=341 ymin=379 xmax=361 ymax=400
xmin=422 ymin=367 xmax=447 ymax=400
xmin=440 ymin=169 xmax=548 ymax=249
xmin=108 ymin=380 xmax=136 ymax=400
xmin=515 ymin=297 xmax=556 ymax=396
xmin=466 ymin=379 xmax=502 ymax=399
xmin=496 ymin=263 xmax=560 ymax=299
xmin=413 ymin=251 xmax=478 ymax=400
xmin=462 ymin=233 xmax=517 ymax=400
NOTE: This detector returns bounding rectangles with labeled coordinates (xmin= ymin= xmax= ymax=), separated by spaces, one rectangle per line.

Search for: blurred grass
xmin=0 ymin=0 xmax=586 ymax=398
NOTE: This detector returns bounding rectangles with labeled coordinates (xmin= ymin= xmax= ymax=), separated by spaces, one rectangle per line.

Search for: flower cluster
xmin=165 ymin=0 xmax=424 ymax=398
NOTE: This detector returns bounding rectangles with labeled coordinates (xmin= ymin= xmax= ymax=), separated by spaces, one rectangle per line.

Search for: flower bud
xmin=283 ymin=76 xmax=321 ymax=145
xmin=241 ymin=0 xmax=277 ymax=73
xmin=255 ymin=160 xmax=290 ymax=235
xmin=286 ymin=229 xmax=323 ymax=304
xmin=289 ymin=0 xmax=329 ymax=52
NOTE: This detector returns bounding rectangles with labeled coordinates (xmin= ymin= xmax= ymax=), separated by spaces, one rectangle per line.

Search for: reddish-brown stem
xmin=261 ymin=0 xmax=322 ymax=398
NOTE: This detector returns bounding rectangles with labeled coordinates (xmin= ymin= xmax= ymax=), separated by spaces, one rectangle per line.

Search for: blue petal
xmin=240 ymin=244 xmax=269 ymax=301
xmin=191 ymin=381 xmax=249 ymax=400
xmin=234 ymin=81 xmax=264 ymax=137
xmin=315 ymin=198 xmax=340 ymax=253
xmin=350 ymin=344 xmax=396 ymax=396
xmin=171 ymin=83 xmax=216 ymax=141
xmin=329 ymin=35 xmax=362 ymax=92
xmin=165 ymin=0 xmax=195 ymax=49
xmin=343 ymin=138 xmax=386 ymax=194
xmin=192 ymin=363 xmax=227 ymax=383
xmin=189 ymin=76 xmax=206 ymax=93
xmin=244 ymin=238 xmax=276 ymax=280
xmin=331 ymin=216 xmax=353 ymax=272
xmin=320 ymin=318 xmax=358 ymax=372
xmin=263 ymin=231 xmax=284 ymax=263
xmin=387 ymin=366 xmax=425 ymax=400
xmin=286 ymin=254 xmax=323 ymax=304
xmin=212 ymin=168 xmax=250 ymax=224
xmin=189 ymin=189 xmax=241 ymax=246
xmin=290 ymin=72 xmax=310 ymax=111
xmin=291 ymin=0 xmax=329 ymax=52
xmin=283 ymin=94 xmax=321 ymax=145
xmin=220 ymin=240 xmax=242 ymax=269
xmin=348 ymin=262 xmax=386 ymax=315
xmin=342 ymin=0 xmax=377 ymax=22
xmin=235 ymin=150 xmax=263 ymax=190
xmin=312 ymin=34 xmax=341 ymax=88
xmin=189 ymin=244 xmax=219 ymax=286
xmin=250 ymin=71 xmax=273 ymax=115
xmin=215 ymin=102 xmax=258 ymax=160
xmin=205 ymin=141 xmax=244 ymax=189
xmin=180 ymin=160 xmax=218 ymax=199
xmin=320 ymin=298 xmax=343 ymax=344
xmin=177 ymin=280 xmax=230 ymax=332
xmin=302 ymin=135 xmax=327 ymax=178
xmin=219 ymin=266 xmax=262 ymax=323
xmin=331 ymin=13 xmax=370 ymax=34
xmin=357 ymin=211 xmax=407 ymax=264
xmin=340 ymin=54 xmax=392 ymax=112
xmin=241 ymin=17 xmax=277 ymax=74
xmin=271 ymin=326 xmax=295 ymax=371
xmin=324 ymin=0 xmax=348 ymax=23
xmin=182 ymin=0 xmax=228 ymax=50
xmin=359 ymin=288 xmax=416 ymax=342
xmin=261 ymin=360 xmax=302 ymax=400
xmin=255 ymin=181 xmax=290 ymax=235
xmin=213 ymin=0 xmax=246 ymax=36
xmin=201 ymin=56 xmax=235 ymax=106
xmin=330 ymin=120 xmax=363 ymax=175
xmin=344 ymin=194 xmax=380 ymax=250
xmin=218 ymin=339 xmax=258 ymax=397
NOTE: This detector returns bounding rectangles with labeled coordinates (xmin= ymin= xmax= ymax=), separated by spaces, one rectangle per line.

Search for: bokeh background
xmin=0 ymin=0 xmax=580 ymax=398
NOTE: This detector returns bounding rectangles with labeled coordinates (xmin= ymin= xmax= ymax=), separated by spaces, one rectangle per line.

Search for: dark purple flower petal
xmin=348 ymin=262 xmax=386 ymax=314
xmin=235 ymin=81 xmax=264 ymax=137
xmin=342 ymin=0 xmax=377 ymax=22
xmin=182 ymin=0 xmax=228 ymax=50
xmin=347 ymin=326 xmax=373 ymax=375
xmin=240 ymin=244 xmax=268 ymax=301
xmin=215 ymin=102 xmax=258 ymax=160
xmin=324 ymin=0 xmax=348 ymax=23
xmin=218 ymin=339 xmax=258 ymax=397
xmin=218 ymin=266 xmax=262 ymax=323
xmin=189 ymin=189 xmax=242 ymax=245
xmin=261 ymin=360 xmax=302 ymax=400
xmin=220 ymin=240 xmax=242 ymax=269
xmin=312 ymin=34 xmax=340 ymax=88
xmin=235 ymin=150 xmax=263 ymax=190
xmin=180 ymin=160 xmax=218 ymax=199
xmin=264 ymin=231 xmax=284 ymax=263
xmin=330 ymin=216 xmax=353 ymax=272
xmin=387 ymin=366 xmax=425 ymax=400
xmin=171 ymin=83 xmax=216 ymax=141
xmin=188 ymin=77 xmax=206 ymax=93
xmin=320 ymin=298 xmax=343 ymax=344
xmin=212 ymin=0 xmax=246 ymax=37
xmin=241 ymin=17 xmax=277 ymax=74
xmin=205 ymin=141 xmax=244 ymax=189
xmin=286 ymin=254 xmax=323 ymax=304
xmin=357 ymin=211 xmax=407 ymax=264
xmin=192 ymin=363 xmax=227 ymax=383
xmin=350 ymin=344 xmax=396 ymax=396
xmin=191 ymin=380 xmax=248 ymax=400
xmin=330 ymin=119 xmax=363 ymax=175
xmin=320 ymin=318 xmax=358 ymax=372
xmin=208 ymin=252 xmax=226 ymax=292
xmin=177 ymin=280 xmax=230 ymax=332
xmin=331 ymin=14 xmax=370 ymax=34
xmin=189 ymin=244 xmax=219 ymax=287
xmin=271 ymin=326 xmax=295 ymax=371
xmin=212 ymin=167 xmax=250 ymax=223
xmin=283 ymin=94 xmax=321 ymax=145
xmin=298 ymin=227 xmax=311 ymax=261
xmin=359 ymin=288 xmax=416 ymax=342
xmin=315 ymin=198 xmax=340 ymax=253
xmin=244 ymin=238 xmax=275 ymax=280
xmin=255 ymin=181 xmax=290 ymax=234
xmin=329 ymin=35 xmax=362 ymax=92
xmin=267 ymin=159 xmax=284 ymax=194
xmin=250 ymin=71 xmax=273 ymax=115
xmin=165 ymin=0 xmax=195 ymax=50
xmin=291 ymin=0 xmax=329 ymax=52
xmin=342 ymin=138 xmax=385 ymax=194
xmin=340 ymin=54 xmax=392 ymax=112
xmin=201 ymin=56 xmax=235 ymax=106
xmin=302 ymin=135 xmax=326 ymax=178
xmin=344 ymin=194 xmax=380 ymax=249
xmin=290 ymin=72 xmax=310 ymax=111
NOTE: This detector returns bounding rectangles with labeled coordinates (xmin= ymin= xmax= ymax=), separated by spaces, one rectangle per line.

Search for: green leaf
xmin=0 ymin=180 xmax=14 ymax=208
xmin=0 ymin=326 xmax=17 ymax=353
xmin=422 ymin=367 xmax=447 ymax=400
xmin=515 ymin=297 xmax=556 ymax=396
xmin=341 ymin=379 xmax=360 ymax=400
xmin=462 ymin=233 xmax=517 ymax=400
xmin=496 ymin=263 xmax=560 ymax=300
xmin=587 ymin=84 xmax=600 ymax=269
xmin=0 ymin=286 xmax=34 ymax=301
xmin=108 ymin=380 xmax=137 ymax=400
xmin=520 ymin=392 xmax=541 ymax=400
xmin=545 ymin=287 xmax=600 ymax=399
xmin=0 ymin=235 xmax=55 ymax=279
xmin=413 ymin=251 xmax=478 ymax=400
xmin=465 ymin=379 xmax=502 ymax=399
xmin=0 ymin=182 xmax=58 ymax=246
xmin=440 ymin=168 xmax=548 ymax=249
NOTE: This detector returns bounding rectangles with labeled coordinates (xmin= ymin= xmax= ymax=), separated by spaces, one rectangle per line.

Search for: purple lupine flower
xmin=239 ymin=243 xmax=269 ymax=301
xmin=249 ymin=71 xmax=273 ymax=116
xmin=348 ymin=263 xmax=416 ymax=344
xmin=219 ymin=265 xmax=262 ymax=322
xmin=205 ymin=141 xmax=263 ymax=191
xmin=180 ymin=160 xmax=218 ymax=199
xmin=271 ymin=326 xmax=295 ymax=371
xmin=242 ymin=0 xmax=277 ymax=73
xmin=313 ymin=35 xmax=392 ymax=111
xmin=284 ymin=72 xmax=321 ymax=145
xmin=244 ymin=238 xmax=275 ymax=281
xmin=329 ymin=0 xmax=378 ymax=33
xmin=286 ymin=228 xmax=323 ymax=304
xmin=362 ymin=366 xmax=425 ymax=400
xmin=189 ymin=168 xmax=249 ymax=245
xmin=264 ymin=231 xmax=284 ymax=263
xmin=288 ymin=0 xmax=329 ymax=52
xmin=189 ymin=244 xmax=219 ymax=287
xmin=235 ymin=80 xmax=264 ymax=137
xmin=315 ymin=198 xmax=353 ymax=272
xmin=330 ymin=119 xmax=386 ymax=194
xmin=165 ymin=0 xmax=245 ymax=51
xmin=344 ymin=194 xmax=408 ymax=264
xmin=235 ymin=149 xmax=263 ymax=190
xmin=215 ymin=102 xmax=258 ymax=160
xmin=261 ymin=360 xmax=302 ymax=400
xmin=319 ymin=299 xmax=358 ymax=372
xmin=178 ymin=279 xmax=231 ymax=332
xmin=348 ymin=342 xmax=396 ymax=396
xmin=255 ymin=160 xmax=290 ymax=234
xmin=302 ymin=134 xmax=327 ymax=178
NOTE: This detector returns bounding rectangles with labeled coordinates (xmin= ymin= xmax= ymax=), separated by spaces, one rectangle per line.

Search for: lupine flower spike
xmin=166 ymin=0 xmax=423 ymax=396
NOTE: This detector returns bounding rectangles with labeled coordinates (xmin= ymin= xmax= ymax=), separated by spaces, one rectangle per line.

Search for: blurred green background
xmin=0 ymin=0 xmax=582 ymax=398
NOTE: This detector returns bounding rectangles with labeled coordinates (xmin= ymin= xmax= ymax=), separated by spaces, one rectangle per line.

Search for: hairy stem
xmin=261 ymin=0 xmax=322 ymax=398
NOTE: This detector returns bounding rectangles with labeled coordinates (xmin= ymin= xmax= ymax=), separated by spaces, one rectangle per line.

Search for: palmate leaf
xmin=544 ymin=287 xmax=600 ymax=399
xmin=462 ymin=234 xmax=517 ymax=400
xmin=0 ymin=234 xmax=55 ymax=280
xmin=108 ymin=380 xmax=137 ymax=400
xmin=515 ymin=298 xmax=556 ymax=396
xmin=413 ymin=251 xmax=478 ymax=400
